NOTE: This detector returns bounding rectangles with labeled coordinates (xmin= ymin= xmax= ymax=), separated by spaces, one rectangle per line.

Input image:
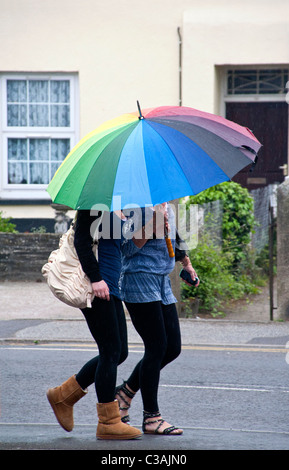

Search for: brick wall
xmin=0 ymin=233 xmax=61 ymax=281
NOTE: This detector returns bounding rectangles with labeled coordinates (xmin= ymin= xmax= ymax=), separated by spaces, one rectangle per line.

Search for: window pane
xmin=7 ymin=80 xmax=27 ymax=102
xmin=51 ymin=139 xmax=70 ymax=161
xmin=50 ymin=80 xmax=70 ymax=103
xmin=7 ymin=104 xmax=27 ymax=126
xmin=29 ymin=139 xmax=49 ymax=161
xmin=7 ymin=137 xmax=70 ymax=184
xmin=227 ymin=70 xmax=257 ymax=94
xmin=259 ymin=69 xmax=289 ymax=94
xmin=227 ymin=68 xmax=289 ymax=95
xmin=29 ymin=80 xmax=48 ymax=103
xmin=51 ymin=104 xmax=70 ymax=126
xmin=6 ymin=78 xmax=72 ymax=128
xmin=8 ymin=162 xmax=28 ymax=184
xmin=8 ymin=138 xmax=27 ymax=160
xmin=51 ymin=161 xmax=62 ymax=177
xmin=30 ymin=162 xmax=49 ymax=184
xmin=29 ymin=104 xmax=49 ymax=126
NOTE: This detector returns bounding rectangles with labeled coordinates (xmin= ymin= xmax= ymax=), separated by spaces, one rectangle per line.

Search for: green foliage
xmin=186 ymin=181 xmax=256 ymax=269
xmin=182 ymin=235 xmax=260 ymax=316
xmin=0 ymin=211 xmax=17 ymax=233
xmin=30 ymin=225 xmax=47 ymax=233
xmin=182 ymin=182 xmax=262 ymax=316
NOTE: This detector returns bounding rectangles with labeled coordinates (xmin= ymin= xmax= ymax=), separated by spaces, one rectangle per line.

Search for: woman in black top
xmin=46 ymin=210 xmax=141 ymax=440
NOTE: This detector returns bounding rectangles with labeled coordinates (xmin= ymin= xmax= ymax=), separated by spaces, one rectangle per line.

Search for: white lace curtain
xmin=7 ymin=79 xmax=70 ymax=127
xmin=7 ymin=79 xmax=71 ymax=184
xmin=8 ymin=138 xmax=70 ymax=184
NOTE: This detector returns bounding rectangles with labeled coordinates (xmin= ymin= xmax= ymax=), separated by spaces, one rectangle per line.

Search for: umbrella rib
xmin=149 ymin=117 xmax=260 ymax=156
xmin=75 ymin=122 xmax=139 ymax=210
xmin=143 ymin=120 xmax=196 ymax=200
xmin=146 ymin=119 xmax=253 ymax=179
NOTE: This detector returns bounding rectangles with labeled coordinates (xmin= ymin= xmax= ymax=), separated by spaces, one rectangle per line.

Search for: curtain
xmin=8 ymin=137 xmax=70 ymax=184
xmin=7 ymin=79 xmax=70 ymax=127
xmin=7 ymin=79 xmax=71 ymax=184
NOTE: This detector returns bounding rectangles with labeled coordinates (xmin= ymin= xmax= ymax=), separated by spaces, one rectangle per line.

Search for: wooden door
xmin=226 ymin=102 xmax=288 ymax=189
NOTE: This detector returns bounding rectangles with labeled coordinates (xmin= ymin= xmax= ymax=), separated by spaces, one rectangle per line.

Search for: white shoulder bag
xmin=42 ymin=220 xmax=98 ymax=309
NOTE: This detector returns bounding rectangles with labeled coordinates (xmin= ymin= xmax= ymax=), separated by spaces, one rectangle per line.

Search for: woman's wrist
xmin=180 ymin=255 xmax=191 ymax=268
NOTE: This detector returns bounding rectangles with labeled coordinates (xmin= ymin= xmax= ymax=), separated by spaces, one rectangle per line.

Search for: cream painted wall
xmin=0 ymin=204 xmax=75 ymax=219
xmin=1 ymin=0 xmax=289 ymax=219
xmin=182 ymin=1 xmax=289 ymax=113
xmin=0 ymin=0 xmax=194 ymax=134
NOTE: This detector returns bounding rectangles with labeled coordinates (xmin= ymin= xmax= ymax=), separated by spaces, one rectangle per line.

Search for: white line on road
xmin=1 ymin=422 xmax=289 ymax=437
xmin=160 ymin=383 xmax=289 ymax=393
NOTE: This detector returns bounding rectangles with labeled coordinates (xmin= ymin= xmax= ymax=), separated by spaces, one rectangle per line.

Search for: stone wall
xmin=0 ymin=233 xmax=60 ymax=281
xmin=277 ymin=178 xmax=289 ymax=320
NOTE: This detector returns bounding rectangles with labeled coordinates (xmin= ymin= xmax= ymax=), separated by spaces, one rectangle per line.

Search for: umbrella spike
xmin=137 ymin=100 xmax=144 ymax=120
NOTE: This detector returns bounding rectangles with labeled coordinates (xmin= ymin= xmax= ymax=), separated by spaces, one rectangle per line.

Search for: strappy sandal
xmin=115 ymin=381 xmax=135 ymax=423
xmin=142 ymin=411 xmax=183 ymax=435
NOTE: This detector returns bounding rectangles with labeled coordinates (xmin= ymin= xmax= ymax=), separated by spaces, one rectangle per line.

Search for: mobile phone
xmin=179 ymin=269 xmax=199 ymax=286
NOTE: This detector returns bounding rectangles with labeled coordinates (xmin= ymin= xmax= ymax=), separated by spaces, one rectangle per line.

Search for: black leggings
xmin=76 ymin=295 xmax=128 ymax=403
xmin=125 ymin=301 xmax=181 ymax=413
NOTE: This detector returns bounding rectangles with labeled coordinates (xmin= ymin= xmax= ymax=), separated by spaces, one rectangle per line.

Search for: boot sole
xmin=46 ymin=389 xmax=72 ymax=432
xmin=96 ymin=433 xmax=142 ymax=440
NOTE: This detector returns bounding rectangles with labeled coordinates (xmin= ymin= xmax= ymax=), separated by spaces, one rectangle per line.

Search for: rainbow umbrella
xmin=47 ymin=102 xmax=261 ymax=211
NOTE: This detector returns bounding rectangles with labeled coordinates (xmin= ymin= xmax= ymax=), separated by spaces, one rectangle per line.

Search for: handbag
xmin=42 ymin=219 xmax=98 ymax=309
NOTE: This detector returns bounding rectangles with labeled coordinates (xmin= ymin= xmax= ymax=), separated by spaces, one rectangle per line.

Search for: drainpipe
xmin=177 ymin=27 xmax=182 ymax=106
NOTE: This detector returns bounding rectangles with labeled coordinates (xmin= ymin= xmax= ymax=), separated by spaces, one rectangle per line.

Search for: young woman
xmin=46 ymin=210 xmax=141 ymax=440
xmin=116 ymin=203 xmax=198 ymax=435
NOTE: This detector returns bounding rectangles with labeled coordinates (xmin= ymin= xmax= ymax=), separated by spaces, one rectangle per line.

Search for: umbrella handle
xmin=165 ymin=236 xmax=175 ymax=258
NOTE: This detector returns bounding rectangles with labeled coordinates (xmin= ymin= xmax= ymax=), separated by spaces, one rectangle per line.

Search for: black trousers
xmin=76 ymin=295 xmax=128 ymax=403
xmin=125 ymin=301 xmax=181 ymax=413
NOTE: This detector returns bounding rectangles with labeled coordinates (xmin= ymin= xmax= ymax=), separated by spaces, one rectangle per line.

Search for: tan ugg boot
xmin=46 ymin=375 xmax=87 ymax=432
xmin=96 ymin=400 xmax=142 ymax=440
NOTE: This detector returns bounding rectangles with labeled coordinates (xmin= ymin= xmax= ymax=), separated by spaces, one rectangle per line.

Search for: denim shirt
xmin=119 ymin=205 xmax=177 ymax=305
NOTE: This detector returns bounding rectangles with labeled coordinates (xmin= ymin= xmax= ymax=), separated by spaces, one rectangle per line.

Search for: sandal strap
xmin=121 ymin=415 xmax=130 ymax=424
xmin=162 ymin=425 xmax=179 ymax=435
xmin=142 ymin=411 xmax=182 ymax=435
xmin=154 ymin=419 xmax=165 ymax=434
xmin=142 ymin=411 xmax=162 ymax=432
xmin=115 ymin=381 xmax=135 ymax=424
xmin=143 ymin=411 xmax=161 ymax=420
xmin=115 ymin=382 xmax=135 ymax=410
xmin=118 ymin=381 xmax=135 ymax=399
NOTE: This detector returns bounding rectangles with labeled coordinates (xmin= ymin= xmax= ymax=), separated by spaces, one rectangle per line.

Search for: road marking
xmin=160 ymin=384 xmax=289 ymax=393
xmin=0 ymin=345 xmax=143 ymax=353
xmin=1 ymin=344 xmax=288 ymax=353
xmin=182 ymin=345 xmax=288 ymax=353
xmin=1 ymin=422 xmax=289 ymax=437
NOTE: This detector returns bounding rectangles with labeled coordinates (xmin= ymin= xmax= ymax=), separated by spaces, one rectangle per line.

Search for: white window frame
xmin=0 ymin=72 xmax=79 ymax=201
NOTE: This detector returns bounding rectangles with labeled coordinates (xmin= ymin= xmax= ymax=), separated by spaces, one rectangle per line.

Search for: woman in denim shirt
xmin=117 ymin=203 xmax=198 ymax=435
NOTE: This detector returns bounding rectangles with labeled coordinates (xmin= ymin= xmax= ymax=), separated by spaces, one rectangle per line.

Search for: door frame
xmin=219 ymin=65 xmax=289 ymax=175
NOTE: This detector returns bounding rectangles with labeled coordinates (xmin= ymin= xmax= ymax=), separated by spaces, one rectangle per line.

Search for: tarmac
xmin=2 ymin=280 xmax=289 ymax=452
xmin=1 ymin=280 xmax=289 ymax=348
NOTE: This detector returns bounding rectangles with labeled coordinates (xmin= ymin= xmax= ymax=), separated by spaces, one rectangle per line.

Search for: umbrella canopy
xmin=47 ymin=103 xmax=261 ymax=210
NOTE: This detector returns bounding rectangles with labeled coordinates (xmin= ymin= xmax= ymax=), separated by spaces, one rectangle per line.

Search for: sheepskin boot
xmin=96 ymin=400 xmax=142 ymax=440
xmin=46 ymin=375 xmax=87 ymax=432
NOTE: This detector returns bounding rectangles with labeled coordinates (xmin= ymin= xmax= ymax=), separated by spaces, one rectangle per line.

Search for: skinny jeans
xmin=125 ymin=301 xmax=181 ymax=413
xmin=76 ymin=295 xmax=128 ymax=403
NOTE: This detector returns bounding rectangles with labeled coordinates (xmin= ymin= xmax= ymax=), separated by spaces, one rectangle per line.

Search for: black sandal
xmin=142 ymin=411 xmax=183 ymax=435
xmin=115 ymin=381 xmax=135 ymax=423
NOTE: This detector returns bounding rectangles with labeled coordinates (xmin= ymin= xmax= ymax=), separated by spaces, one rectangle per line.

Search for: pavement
xmin=1 ymin=280 xmax=289 ymax=348
xmin=1 ymin=280 xmax=289 ymax=453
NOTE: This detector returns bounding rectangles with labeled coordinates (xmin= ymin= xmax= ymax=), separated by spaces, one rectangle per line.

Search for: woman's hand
xmin=92 ymin=280 xmax=110 ymax=301
xmin=183 ymin=266 xmax=200 ymax=287
xmin=181 ymin=255 xmax=200 ymax=287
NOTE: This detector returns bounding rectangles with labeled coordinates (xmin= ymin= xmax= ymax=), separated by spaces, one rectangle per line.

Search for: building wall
xmin=182 ymin=2 xmax=289 ymax=112
xmin=1 ymin=0 xmax=289 ymax=225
